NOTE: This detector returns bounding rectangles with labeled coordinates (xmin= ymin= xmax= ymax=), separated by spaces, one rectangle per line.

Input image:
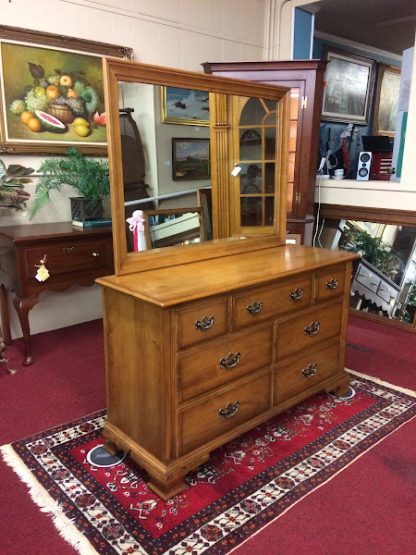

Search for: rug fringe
xmin=346 ymin=368 xmax=416 ymax=397
xmin=0 ymin=444 xmax=98 ymax=555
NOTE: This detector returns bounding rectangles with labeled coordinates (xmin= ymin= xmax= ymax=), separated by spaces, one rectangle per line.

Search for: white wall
xmin=0 ymin=0 xmax=270 ymax=338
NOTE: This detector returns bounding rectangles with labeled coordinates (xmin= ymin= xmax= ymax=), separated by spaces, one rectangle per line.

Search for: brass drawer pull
xmin=92 ymin=252 xmax=100 ymax=257
xmin=62 ymin=246 xmax=74 ymax=254
xmin=219 ymin=352 xmax=241 ymax=369
xmin=246 ymin=301 xmax=263 ymax=315
xmin=290 ymin=287 xmax=304 ymax=302
xmin=304 ymin=321 xmax=320 ymax=336
xmin=195 ymin=315 xmax=215 ymax=331
xmin=326 ymin=278 xmax=339 ymax=290
xmin=218 ymin=401 xmax=240 ymax=419
xmin=302 ymin=362 xmax=318 ymax=378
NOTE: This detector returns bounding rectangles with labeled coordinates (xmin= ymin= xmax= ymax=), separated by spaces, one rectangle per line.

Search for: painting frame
xmin=0 ymin=25 xmax=132 ymax=155
xmin=172 ymin=137 xmax=210 ymax=181
xmin=161 ymin=86 xmax=210 ymax=126
xmin=322 ymin=48 xmax=376 ymax=124
xmin=373 ymin=64 xmax=401 ymax=137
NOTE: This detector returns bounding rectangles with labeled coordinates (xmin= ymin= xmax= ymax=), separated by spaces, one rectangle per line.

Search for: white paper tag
xmin=35 ymin=265 xmax=50 ymax=282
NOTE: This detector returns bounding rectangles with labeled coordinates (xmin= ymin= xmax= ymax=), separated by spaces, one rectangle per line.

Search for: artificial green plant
xmin=28 ymin=147 xmax=110 ymax=219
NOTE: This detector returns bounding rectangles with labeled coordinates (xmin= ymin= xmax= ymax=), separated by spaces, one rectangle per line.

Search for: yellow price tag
xmin=35 ymin=264 xmax=50 ymax=282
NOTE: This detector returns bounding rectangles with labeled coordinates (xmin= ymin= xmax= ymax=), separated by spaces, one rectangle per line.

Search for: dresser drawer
xmin=315 ymin=265 xmax=346 ymax=301
xmin=179 ymin=372 xmax=271 ymax=454
xmin=175 ymin=297 xmax=228 ymax=349
xmin=274 ymin=342 xmax=340 ymax=404
xmin=177 ymin=325 xmax=272 ymax=402
xmin=232 ymin=274 xmax=312 ymax=329
xmin=276 ymin=302 xmax=343 ymax=360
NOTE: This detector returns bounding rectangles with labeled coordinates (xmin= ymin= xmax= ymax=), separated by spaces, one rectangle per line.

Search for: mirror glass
xmin=319 ymin=219 xmax=416 ymax=327
xmin=144 ymin=207 xmax=204 ymax=249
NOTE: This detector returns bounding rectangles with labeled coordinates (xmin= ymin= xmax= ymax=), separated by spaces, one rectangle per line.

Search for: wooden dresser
xmin=0 ymin=222 xmax=113 ymax=365
xmin=97 ymin=245 xmax=356 ymax=499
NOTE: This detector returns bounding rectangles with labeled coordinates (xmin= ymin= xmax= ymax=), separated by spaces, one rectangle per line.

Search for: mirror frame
xmin=103 ymin=58 xmax=290 ymax=276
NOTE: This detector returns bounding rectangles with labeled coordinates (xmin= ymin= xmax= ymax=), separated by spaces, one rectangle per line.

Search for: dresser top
xmin=0 ymin=222 xmax=112 ymax=244
xmin=96 ymin=245 xmax=357 ymax=307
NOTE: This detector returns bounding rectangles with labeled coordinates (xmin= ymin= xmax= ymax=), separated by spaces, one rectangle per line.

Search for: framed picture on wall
xmin=322 ymin=48 xmax=376 ymax=124
xmin=172 ymin=138 xmax=210 ymax=181
xmin=161 ymin=86 xmax=210 ymax=126
xmin=373 ymin=64 xmax=401 ymax=137
xmin=0 ymin=25 xmax=132 ymax=155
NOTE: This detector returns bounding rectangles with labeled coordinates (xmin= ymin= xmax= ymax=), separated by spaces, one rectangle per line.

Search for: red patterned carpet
xmin=2 ymin=371 xmax=415 ymax=555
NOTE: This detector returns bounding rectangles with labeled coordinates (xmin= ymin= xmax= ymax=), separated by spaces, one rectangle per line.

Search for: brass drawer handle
xmin=218 ymin=401 xmax=240 ymax=419
xmin=62 ymin=246 xmax=74 ymax=254
xmin=92 ymin=252 xmax=100 ymax=257
xmin=302 ymin=362 xmax=318 ymax=378
xmin=195 ymin=315 xmax=215 ymax=331
xmin=219 ymin=352 xmax=241 ymax=369
xmin=304 ymin=321 xmax=320 ymax=336
xmin=290 ymin=287 xmax=304 ymax=302
xmin=246 ymin=301 xmax=263 ymax=315
xmin=326 ymin=278 xmax=339 ymax=290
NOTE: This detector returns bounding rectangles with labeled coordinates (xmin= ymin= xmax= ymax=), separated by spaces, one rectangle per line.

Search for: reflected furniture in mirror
xmin=143 ymin=207 xmax=204 ymax=249
xmin=203 ymin=60 xmax=327 ymax=245
xmin=96 ymin=58 xmax=358 ymax=499
xmin=316 ymin=203 xmax=416 ymax=330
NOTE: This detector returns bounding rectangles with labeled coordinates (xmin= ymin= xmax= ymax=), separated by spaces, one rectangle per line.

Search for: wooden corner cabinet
xmin=202 ymin=60 xmax=326 ymax=245
xmin=97 ymin=58 xmax=357 ymax=500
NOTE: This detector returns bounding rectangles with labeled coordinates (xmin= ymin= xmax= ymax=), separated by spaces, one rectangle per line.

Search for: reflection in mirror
xmin=118 ymin=81 xmax=211 ymax=252
xmin=319 ymin=219 xmax=416 ymax=326
xmin=143 ymin=207 xmax=204 ymax=249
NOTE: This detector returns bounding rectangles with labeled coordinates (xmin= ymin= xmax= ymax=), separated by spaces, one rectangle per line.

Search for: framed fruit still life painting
xmin=0 ymin=25 xmax=132 ymax=154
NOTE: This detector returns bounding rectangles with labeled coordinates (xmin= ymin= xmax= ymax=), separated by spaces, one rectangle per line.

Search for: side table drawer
xmin=177 ymin=325 xmax=272 ymax=402
xmin=274 ymin=342 xmax=340 ymax=404
xmin=175 ymin=297 xmax=228 ymax=349
xmin=276 ymin=302 xmax=343 ymax=360
xmin=23 ymin=238 xmax=112 ymax=277
xmin=179 ymin=372 xmax=271 ymax=455
xmin=232 ymin=274 xmax=312 ymax=329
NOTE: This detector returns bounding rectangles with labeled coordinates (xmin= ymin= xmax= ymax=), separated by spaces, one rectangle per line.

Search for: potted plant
xmin=0 ymin=158 xmax=33 ymax=211
xmin=28 ymin=147 xmax=110 ymax=221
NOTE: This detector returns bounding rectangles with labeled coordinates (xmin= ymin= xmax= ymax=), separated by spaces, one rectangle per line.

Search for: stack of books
xmin=72 ymin=218 xmax=112 ymax=229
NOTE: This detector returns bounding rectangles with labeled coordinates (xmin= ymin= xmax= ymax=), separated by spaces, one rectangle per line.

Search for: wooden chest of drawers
xmin=97 ymin=245 xmax=356 ymax=499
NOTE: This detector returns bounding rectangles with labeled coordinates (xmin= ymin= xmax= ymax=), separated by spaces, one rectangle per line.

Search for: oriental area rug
xmin=2 ymin=370 xmax=416 ymax=555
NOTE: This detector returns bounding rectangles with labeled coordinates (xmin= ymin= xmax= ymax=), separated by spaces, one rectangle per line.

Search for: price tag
xmin=35 ymin=264 xmax=50 ymax=282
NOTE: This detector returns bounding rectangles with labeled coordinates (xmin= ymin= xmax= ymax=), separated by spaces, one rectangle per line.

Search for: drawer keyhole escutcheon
xmin=246 ymin=301 xmax=263 ymax=315
xmin=304 ymin=321 xmax=320 ymax=336
xmin=195 ymin=316 xmax=215 ymax=331
xmin=219 ymin=352 xmax=241 ymax=369
xmin=326 ymin=278 xmax=339 ymax=290
xmin=290 ymin=287 xmax=304 ymax=302
xmin=218 ymin=401 xmax=240 ymax=419
xmin=302 ymin=362 xmax=318 ymax=378
xmin=62 ymin=246 xmax=74 ymax=254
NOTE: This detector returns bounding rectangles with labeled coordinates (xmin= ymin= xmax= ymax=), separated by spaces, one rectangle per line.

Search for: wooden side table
xmin=0 ymin=222 xmax=113 ymax=365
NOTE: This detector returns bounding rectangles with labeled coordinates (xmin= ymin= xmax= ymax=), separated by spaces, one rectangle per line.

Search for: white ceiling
xmin=306 ymin=0 xmax=416 ymax=55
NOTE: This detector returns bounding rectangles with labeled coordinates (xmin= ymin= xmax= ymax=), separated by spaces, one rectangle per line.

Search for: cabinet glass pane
xmin=240 ymin=128 xmax=262 ymax=160
xmin=240 ymin=163 xmax=262 ymax=194
xmin=241 ymin=197 xmax=262 ymax=226
xmin=265 ymin=127 xmax=276 ymax=159
xmin=265 ymin=197 xmax=274 ymax=225
xmin=239 ymin=98 xmax=266 ymax=125
xmin=265 ymin=163 xmax=275 ymax=193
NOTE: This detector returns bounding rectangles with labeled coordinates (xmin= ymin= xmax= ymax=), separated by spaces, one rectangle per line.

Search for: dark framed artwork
xmin=0 ymin=25 xmax=132 ymax=155
xmin=161 ymin=86 xmax=209 ymax=126
xmin=172 ymin=138 xmax=210 ymax=181
xmin=322 ymin=48 xmax=376 ymax=124
xmin=373 ymin=64 xmax=401 ymax=137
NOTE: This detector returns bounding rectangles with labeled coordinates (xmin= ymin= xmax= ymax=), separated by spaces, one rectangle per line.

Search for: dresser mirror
xmin=103 ymin=58 xmax=290 ymax=275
